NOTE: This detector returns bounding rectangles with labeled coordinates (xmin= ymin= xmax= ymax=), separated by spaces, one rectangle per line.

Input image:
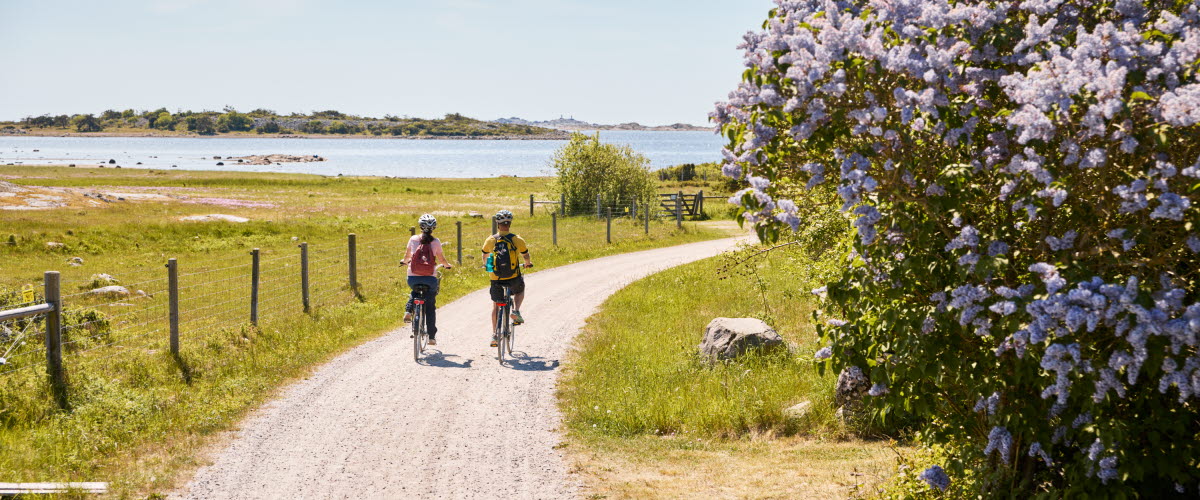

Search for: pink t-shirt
xmin=407 ymin=235 xmax=446 ymax=277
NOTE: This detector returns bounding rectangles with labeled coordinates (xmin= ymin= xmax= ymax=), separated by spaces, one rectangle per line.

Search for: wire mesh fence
xmin=1 ymin=197 xmax=718 ymax=406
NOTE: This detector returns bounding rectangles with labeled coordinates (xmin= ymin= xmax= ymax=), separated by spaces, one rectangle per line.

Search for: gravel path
xmin=175 ymin=236 xmax=745 ymax=499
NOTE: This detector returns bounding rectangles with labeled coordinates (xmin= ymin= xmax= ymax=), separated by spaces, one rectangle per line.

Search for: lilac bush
xmin=715 ymin=0 xmax=1200 ymax=494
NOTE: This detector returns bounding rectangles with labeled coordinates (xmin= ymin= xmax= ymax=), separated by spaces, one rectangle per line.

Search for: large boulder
xmin=698 ymin=317 xmax=784 ymax=363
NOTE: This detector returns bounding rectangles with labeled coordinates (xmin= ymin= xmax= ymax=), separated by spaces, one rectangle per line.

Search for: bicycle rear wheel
xmin=412 ymin=308 xmax=424 ymax=362
xmin=497 ymin=306 xmax=508 ymax=364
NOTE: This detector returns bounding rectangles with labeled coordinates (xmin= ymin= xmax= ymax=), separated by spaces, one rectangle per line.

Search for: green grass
xmin=556 ymin=243 xmax=905 ymax=497
xmin=0 ymin=166 xmax=737 ymax=498
xmin=558 ymin=244 xmax=842 ymax=438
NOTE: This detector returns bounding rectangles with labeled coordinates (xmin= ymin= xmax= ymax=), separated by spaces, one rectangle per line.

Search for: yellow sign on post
xmin=21 ymin=285 xmax=35 ymax=304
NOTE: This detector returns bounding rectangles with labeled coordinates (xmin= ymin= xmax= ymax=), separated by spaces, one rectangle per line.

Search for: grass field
xmin=0 ymin=166 xmax=737 ymax=498
xmin=558 ymin=243 xmax=906 ymax=498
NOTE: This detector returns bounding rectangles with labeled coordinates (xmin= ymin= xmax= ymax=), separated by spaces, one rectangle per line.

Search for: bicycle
xmin=411 ymin=283 xmax=431 ymax=362
xmin=403 ymin=264 xmax=443 ymax=363
xmin=490 ymin=263 xmax=529 ymax=365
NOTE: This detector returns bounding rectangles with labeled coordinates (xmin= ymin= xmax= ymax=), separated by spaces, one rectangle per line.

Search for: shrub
xmin=258 ymin=121 xmax=281 ymax=134
xmin=100 ymin=110 xmax=122 ymax=121
xmin=185 ymin=115 xmax=216 ymax=135
xmin=300 ymin=120 xmax=326 ymax=134
xmin=70 ymin=114 xmax=102 ymax=133
xmin=217 ymin=112 xmax=253 ymax=132
xmin=153 ymin=112 xmax=177 ymax=131
xmin=552 ymin=133 xmax=657 ymax=214
xmin=327 ymin=121 xmax=351 ymax=134
xmin=715 ymin=0 xmax=1200 ymax=495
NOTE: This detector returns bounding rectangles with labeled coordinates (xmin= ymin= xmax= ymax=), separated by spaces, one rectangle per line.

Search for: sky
xmin=0 ymin=0 xmax=770 ymax=125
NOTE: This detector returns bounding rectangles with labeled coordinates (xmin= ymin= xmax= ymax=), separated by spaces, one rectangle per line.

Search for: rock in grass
xmin=784 ymin=400 xmax=813 ymax=420
xmin=88 ymin=285 xmax=130 ymax=297
xmin=68 ymin=257 xmax=84 ymax=266
xmin=179 ymin=214 xmax=250 ymax=223
xmin=45 ymin=241 xmax=66 ymax=250
xmin=698 ymin=317 xmax=784 ymax=363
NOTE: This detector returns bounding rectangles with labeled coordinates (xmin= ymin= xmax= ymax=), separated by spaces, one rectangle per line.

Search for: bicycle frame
xmin=495 ymin=284 xmax=515 ymax=364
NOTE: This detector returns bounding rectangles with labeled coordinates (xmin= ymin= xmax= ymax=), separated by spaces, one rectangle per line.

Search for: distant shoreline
xmin=0 ymin=130 xmax=570 ymax=140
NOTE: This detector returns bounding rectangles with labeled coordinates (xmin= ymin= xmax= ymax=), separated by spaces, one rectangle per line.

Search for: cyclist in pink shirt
xmin=401 ymin=214 xmax=453 ymax=345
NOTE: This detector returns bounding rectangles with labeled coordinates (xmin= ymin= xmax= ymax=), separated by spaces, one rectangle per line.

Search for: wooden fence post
xmin=250 ymin=249 xmax=260 ymax=326
xmin=409 ymin=226 xmax=415 ymax=236
xmin=43 ymin=271 xmax=66 ymax=409
xmin=644 ymin=205 xmax=650 ymax=234
xmin=530 ymin=194 xmax=535 ymax=217
xmin=348 ymin=234 xmax=360 ymax=300
xmin=606 ymin=208 xmax=612 ymax=244
xmin=552 ymin=212 xmax=558 ymax=246
xmin=698 ymin=190 xmax=704 ymax=218
xmin=596 ymin=193 xmax=601 ymax=219
xmin=491 ymin=218 xmax=497 ymax=235
xmin=675 ymin=191 xmax=683 ymax=229
xmin=167 ymin=258 xmax=179 ymax=355
xmin=300 ymin=242 xmax=310 ymax=314
xmin=456 ymin=220 xmax=463 ymax=266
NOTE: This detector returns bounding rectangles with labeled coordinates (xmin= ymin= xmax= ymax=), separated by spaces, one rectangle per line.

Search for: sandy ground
xmin=174 ymin=236 xmax=747 ymax=499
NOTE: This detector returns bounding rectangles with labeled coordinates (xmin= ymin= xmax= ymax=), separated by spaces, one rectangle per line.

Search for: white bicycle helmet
xmin=494 ymin=209 xmax=514 ymax=223
xmin=418 ymin=214 xmax=437 ymax=231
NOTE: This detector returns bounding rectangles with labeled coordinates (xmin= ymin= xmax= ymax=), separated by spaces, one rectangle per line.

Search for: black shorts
xmin=490 ymin=276 xmax=525 ymax=303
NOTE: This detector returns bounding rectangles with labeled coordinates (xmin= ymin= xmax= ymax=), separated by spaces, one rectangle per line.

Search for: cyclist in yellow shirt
xmin=482 ymin=210 xmax=533 ymax=347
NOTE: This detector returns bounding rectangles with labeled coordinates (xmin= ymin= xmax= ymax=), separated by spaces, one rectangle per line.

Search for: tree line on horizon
xmin=4 ymin=108 xmax=556 ymax=137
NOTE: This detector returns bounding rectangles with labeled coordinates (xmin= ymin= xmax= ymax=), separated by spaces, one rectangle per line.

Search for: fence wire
xmin=2 ymin=205 xmax=716 ymax=395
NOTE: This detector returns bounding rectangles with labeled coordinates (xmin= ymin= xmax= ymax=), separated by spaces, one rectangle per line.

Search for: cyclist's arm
xmin=433 ymin=239 xmax=452 ymax=268
xmin=515 ymin=235 xmax=533 ymax=267
xmin=400 ymin=244 xmax=413 ymax=266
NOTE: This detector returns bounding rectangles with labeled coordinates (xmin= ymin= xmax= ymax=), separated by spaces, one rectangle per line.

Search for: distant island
xmin=493 ymin=116 xmax=711 ymax=132
xmin=0 ymin=109 xmax=567 ymax=140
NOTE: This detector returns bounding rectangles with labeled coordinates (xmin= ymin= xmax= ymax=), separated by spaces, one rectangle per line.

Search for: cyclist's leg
xmin=404 ymin=276 xmax=419 ymax=322
xmin=424 ymin=277 xmax=439 ymax=339
xmin=510 ymin=276 xmax=526 ymax=324
xmin=489 ymin=280 xmax=503 ymax=344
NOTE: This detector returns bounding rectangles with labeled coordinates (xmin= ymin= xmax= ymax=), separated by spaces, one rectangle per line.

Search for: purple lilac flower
xmin=1188 ymin=235 xmax=1200 ymax=253
xmin=868 ymin=383 xmax=889 ymax=396
xmin=1098 ymin=456 xmax=1120 ymax=484
xmin=1150 ymin=193 xmax=1190 ymax=220
xmin=988 ymin=241 xmax=1009 ymax=256
xmin=815 ymin=346 xmax=832 ymax=360
xmin=945 ymin=225 xmax=980 ymax=251
xmin=1046 ymin=230 xmax=1077 ymax=251
xmin=918 ymin=465 xmax=950 ymax=491
xmin=984 ymin=426 xmax=1013 ymax=463
xmin=1030 ymin=263 xmax=1067 ymax=294
xmin=1029 ymin=442 xmax=1053 ymax=467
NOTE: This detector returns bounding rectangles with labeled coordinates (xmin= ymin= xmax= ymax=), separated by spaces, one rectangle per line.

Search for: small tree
xmin=153 ymin=112 xmax=177 ymax=130
xmin=217 ymin=112 xmax=252 ymax=132
xmin=552 ymin=133 xmax=657 ymax=215
xmin=185 ymin=115 xmax=216 ymax=135
xmin=300 ymin=120 xmax=326 ymax=134
xmin=71 ymin=114 xmax=102 ymax=132
xmin=258 ymin=121 xmax=281 ymax=134
xmin=327 ymin=121 xmax=350 ymax=134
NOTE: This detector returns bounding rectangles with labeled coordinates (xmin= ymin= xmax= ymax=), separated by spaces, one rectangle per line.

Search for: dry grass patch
xmin=568 ymin=434 xmax=904 ymax=499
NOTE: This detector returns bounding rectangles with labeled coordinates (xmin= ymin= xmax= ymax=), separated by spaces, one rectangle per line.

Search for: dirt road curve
xmin=175 ymin=236 xmax=745 ymax=499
